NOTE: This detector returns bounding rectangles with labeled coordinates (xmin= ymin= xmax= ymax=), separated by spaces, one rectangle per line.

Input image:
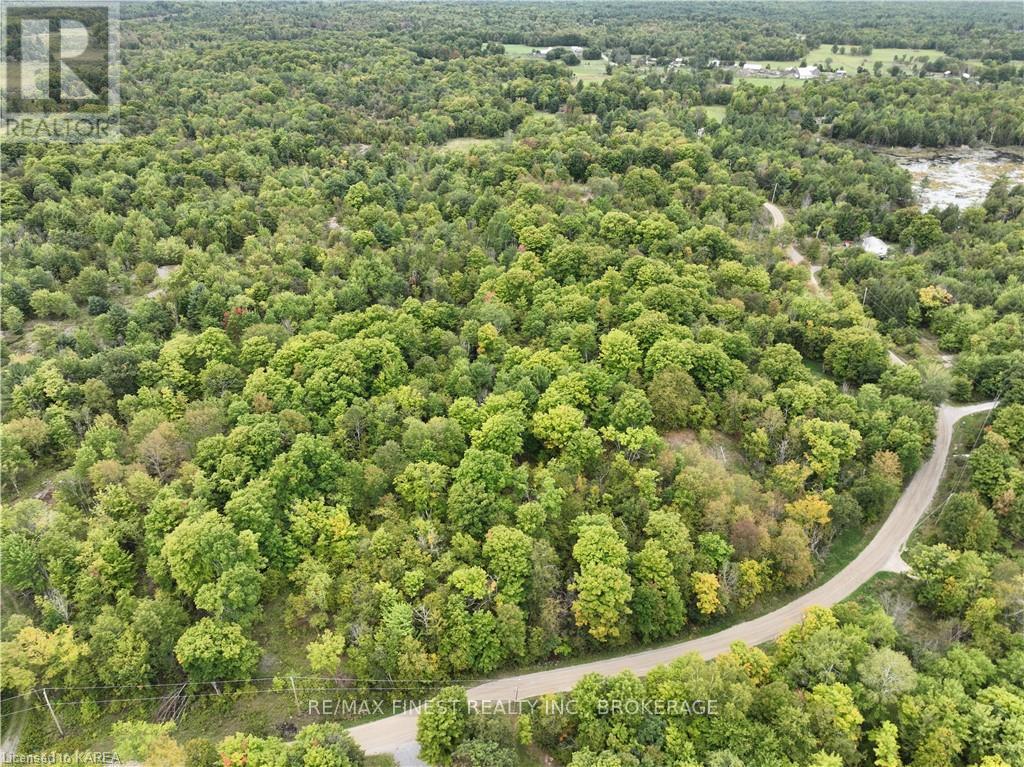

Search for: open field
xmin=738 ymin=75 xmax=806 ymax=89
xmin=745 ymin=43 xmax=1021 ymax=74
xmin=440 ymin=135 xmax=507 ymax=151
xmin=571 ymin=58 xmax=610 ymax=83
xmin=503 ymin=43 xmax=537 ymax=59
xmin=503 ymin=43 xmax=609 ymax=83
xmin=746 ymin=44 xmax=943 ymax=72
xmin=698 ymin=104 xmax=727 ymax=121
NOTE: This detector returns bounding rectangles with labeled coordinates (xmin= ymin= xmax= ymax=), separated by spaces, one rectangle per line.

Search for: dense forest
xmin=417 ymin=403 xmax=1024 ymax=766
xmin=117 ymin=1 xmax=1024 ymax=63
xmin=0 ymin=2 xmax=1021 ymax=766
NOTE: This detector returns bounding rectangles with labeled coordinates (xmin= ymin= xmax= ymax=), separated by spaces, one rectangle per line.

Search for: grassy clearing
xmin=801 ymin=357 xmax=828 ymax=380
xmin=440 ymin=136 xmax=506 ymax=151
xmin=738 ymin=76 xmax=805 ymax=89
xmin=571 ymin=58 xmax=610 ymax=83
xmin=503 ymin=43 xmax=536 ymax=60
xmin=747 ymin=44 xmax=942 ymax=73
xmin=503 ymin=43 xmax=609 ymax=83
xmin=663 ymin=428 xmax=748 ymax=474
xmin=913 ymin=331 xmax=957 ymax=370
xmin=698 ymin=104 xmax=727 ymax=122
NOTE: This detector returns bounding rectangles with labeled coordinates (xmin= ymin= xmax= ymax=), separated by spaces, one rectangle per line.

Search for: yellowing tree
xmin=692 ymin=572 xmax=723 ymax=617
xmin=737 ymin=559 xmax=770 ymax=608
xmin=869 ymin=721 xmax=903 ymax=767
xmin=785 ymin=494 xmax=832 ymax=529
xmin=918 ymin=284 xmax=953 ymax=313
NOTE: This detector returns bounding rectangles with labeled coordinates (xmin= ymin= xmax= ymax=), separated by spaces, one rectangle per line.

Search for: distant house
xmin=707 ymin=58 xmax=721 ymax=68
xmin=861 ymin=235 xmax=890 ymax=257
xmin=742 ymin=62 xmax=764 ymax=71
xmin=534 ymin=45 xmax=585 ymax=58
xmin=796 ymin=66 xmax=820 ymax=80
xmin=834 ymin=68 xmax=847 ymax=78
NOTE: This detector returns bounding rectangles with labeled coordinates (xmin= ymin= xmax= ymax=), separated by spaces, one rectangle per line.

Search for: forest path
xmin=345 ymin=203 xmax=997 ymax=763
xmin=888 ymin=349 xmax=909 ymax=367
xmin=763 ymin=201 xmax=822 ymax=292
xmin=766 ymin=201 xmax=907 ymax=370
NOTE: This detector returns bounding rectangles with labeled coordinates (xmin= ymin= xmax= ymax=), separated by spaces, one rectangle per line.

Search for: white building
xmin=742 ymin=62 xmax=764 ymax=71
xmin=796 ymin=66 xmax=820 ymax=80
xmin=861 ymin=235 xmax=890 ymax=257
xmin=534 ymin=45 xmax=586 ymax=57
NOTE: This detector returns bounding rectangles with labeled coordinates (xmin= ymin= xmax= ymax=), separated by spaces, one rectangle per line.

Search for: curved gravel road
xmin=764 ymin=201 xmax=822 ymax=292
xmin=346 ymin=203 xmax=997 ymax=762
xmin=347 ymin=401 xmax=995 ymax=758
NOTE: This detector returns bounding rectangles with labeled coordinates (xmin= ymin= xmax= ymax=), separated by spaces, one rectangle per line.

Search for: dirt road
xmin=347 ymin=253 xmax=996 ymax=765
xmin=350 ymin=399 xmax=997 ymax=756
xmin=763 ymin=201 xmax=822 ymax=292
xmin=345 ymin=203 xmax=996 ymax=762
xmin=766 ymin=202 xmax=912 ymax=374
xmin=888 ymin=350 xmax=908 ymax=367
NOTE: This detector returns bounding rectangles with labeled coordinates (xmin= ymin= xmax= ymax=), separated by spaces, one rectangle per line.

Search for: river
xmin=881 ymin=148 xmax=1024 ymax=209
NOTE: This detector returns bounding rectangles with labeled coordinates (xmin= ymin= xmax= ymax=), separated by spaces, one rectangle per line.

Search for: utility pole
xmin=289 ymin=676 xmax=301 ymax=711
xmin=40 ymin=688 xmax=64 ymax=737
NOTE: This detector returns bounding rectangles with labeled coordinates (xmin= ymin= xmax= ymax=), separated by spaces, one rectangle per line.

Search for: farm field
xmin=747 ymin=43 xmax=942 ymax=72
xmin=503 ymin=42 xmax=609 ymax=83
xmin=746 ymin=43 xmax=1022 ymax=75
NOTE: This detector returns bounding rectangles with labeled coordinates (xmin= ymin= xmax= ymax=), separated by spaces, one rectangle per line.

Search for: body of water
xmin=888 ymin=148 xmax=1024 ymax=209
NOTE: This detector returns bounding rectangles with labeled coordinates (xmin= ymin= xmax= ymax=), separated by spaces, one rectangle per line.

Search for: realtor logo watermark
xmin=1 ymin=1 xmax=120 ymax=142
xmin=307 ymin=697 xmax=719 ymax=719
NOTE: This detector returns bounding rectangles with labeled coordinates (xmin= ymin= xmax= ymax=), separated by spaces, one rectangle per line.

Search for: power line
xmin=0 ymin=674 xmax=501 ymax=721
xmin=4 ymin=675 xmax=494 ymax=696
xmin=913 ymin=394 xmax=1003 ymax=534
